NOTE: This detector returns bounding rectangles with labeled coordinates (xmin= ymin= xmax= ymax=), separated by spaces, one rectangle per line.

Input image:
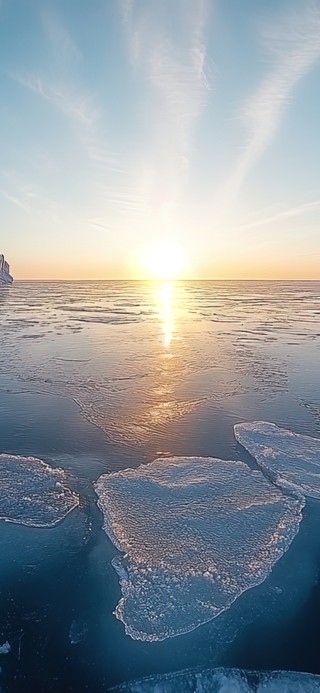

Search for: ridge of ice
xmin=95 ymin=456 xmax=303 ymax=641
xmin=234 ymin=421 xmax=320 ymax=499
xmin=0 ymin=453 xmax=79 ymax=527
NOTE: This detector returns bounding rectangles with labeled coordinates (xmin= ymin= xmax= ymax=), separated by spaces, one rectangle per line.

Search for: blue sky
xmin=0 ymin=0 xmax=320 ymax=279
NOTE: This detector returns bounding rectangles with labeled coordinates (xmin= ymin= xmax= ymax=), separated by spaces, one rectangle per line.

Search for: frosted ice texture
xmin=234 ymin=422 xmax=320 ymax=499
xmin=108 ymin=667 xmax=320 ymax=692
xmin=0 ymin=453 xmax=79 ymax=527
xmin=95 ymin=456 xmax=303 ymax=641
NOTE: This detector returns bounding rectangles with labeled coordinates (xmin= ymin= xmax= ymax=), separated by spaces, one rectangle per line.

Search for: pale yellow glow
xmin=141 ymin=241 xmax=187 ymax=280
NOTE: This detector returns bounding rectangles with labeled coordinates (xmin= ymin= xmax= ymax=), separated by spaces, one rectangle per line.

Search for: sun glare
xmin=142 ymin=242 xmax=187 ymax=280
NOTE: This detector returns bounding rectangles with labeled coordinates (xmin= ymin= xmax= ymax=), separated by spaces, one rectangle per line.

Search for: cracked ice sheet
xmin=95 ymin=456 xmax=303 ymax=642
xmin=234 ymin=421 xmax=320 ymax=499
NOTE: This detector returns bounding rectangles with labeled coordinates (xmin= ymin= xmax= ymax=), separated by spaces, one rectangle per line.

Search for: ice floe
xmin=95 ymin=456 xmax=303 ymax=641
xmin=0 ymin=453 xmax=79 ymax=527
xmin=108 ymin=667 xmax=320 ymax=692
xmin=234 ymin=422 xmax=320 ymax=499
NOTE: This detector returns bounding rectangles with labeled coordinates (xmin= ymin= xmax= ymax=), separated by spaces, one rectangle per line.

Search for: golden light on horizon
xmin=141 ymin=241 xmax=187 ymax=280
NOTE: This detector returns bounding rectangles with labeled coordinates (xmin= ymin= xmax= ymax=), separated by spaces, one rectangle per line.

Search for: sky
xmin=0 ymin=0 xmax=320 ymax=280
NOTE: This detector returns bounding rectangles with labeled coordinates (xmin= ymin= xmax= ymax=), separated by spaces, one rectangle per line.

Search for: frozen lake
xmin=1 ymin=280 xmax=320 ymax=691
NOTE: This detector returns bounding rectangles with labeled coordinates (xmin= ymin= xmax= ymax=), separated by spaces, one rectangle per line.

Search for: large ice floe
xmin=0 ymin=453 xmax=79 ymax=527
xmin=108 ymin=667 xmax=320 ymax=692
xmin=95 ymin=456 xmax=303 ymax=641
xmin=234 ymin=422 xmax=320 ymax=499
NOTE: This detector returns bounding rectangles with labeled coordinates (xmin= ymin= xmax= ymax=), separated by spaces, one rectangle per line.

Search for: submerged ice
xmin=0 ymin=453 xmax=79 ymax=527
xmin=95 ymin=456 xmax=303 ymax=642
xmin=0 ymin=641 xmax=11 ymax=655
xmin=234 ymin=422 xmax=320 ymax=499
xmin=108 ymin=667 xmax=320 ymax=692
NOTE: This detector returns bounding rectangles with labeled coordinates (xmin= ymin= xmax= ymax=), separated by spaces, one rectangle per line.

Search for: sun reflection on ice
xmin=160 ymin=281 xmax=173 ymax=349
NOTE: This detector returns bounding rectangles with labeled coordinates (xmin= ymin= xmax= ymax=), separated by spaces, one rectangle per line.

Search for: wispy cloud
xmin=12 ymin=72 xmax=97 ymax=126
xmin=41 ymin=5 xmax=82 ymax=65
xmin=221 ymin=1 xmax=320 ymax=202
xmin=11 ymin=3 xmax=98 ymax=149
xmin=124 ymin=0 xmax=210 ymax=167
xmin=10 ymin=71 xmax=119 ymax=172
xmin=8 ymin=1 xmax=211 ymax=242
xmin=87 ymin=219 xmax=113 ymax=233
xmin=234 ymin=198 xmax=320 ymax=232
xmin=9 ymin=7 xmax=121 ymax=174
xmin=0 ymin=187 xmax=30 ymax=212
xmin=81 ymin=137 xmax=125 ymax=173
xmin=0 ymin=170 xmax=61 ymax=220
xmin=120 ymin=0 xmax=211 ymax=229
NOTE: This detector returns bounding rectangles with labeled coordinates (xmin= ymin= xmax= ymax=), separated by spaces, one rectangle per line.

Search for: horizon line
xmin=10 ymin=277 xmax=320 ymax=283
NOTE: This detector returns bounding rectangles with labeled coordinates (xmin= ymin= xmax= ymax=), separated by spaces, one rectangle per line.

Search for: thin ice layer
xmin=234 ymin=422 xmax=320 ymax=499
xmin=0 ymin=453 xmax=79 ymax=527
xmin=108 ymin=667 xmax=320 ymax=692
xmin=95 ymin=456 xmax=303 ymax=642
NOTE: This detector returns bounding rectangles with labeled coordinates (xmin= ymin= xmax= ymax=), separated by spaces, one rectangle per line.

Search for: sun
xmin=141 ymin=241 xmax=187 ymax=280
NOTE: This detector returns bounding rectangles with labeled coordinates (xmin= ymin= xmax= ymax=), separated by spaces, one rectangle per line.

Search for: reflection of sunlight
xmin=98 ymin=281 xmax=201 ymax=447
xmin=160 ymin=281 xmax=173 ymax=348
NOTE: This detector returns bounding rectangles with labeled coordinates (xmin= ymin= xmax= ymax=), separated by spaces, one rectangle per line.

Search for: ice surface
xmin=95 ymin=456 xmax=303 ymax=641
xmin=234 ymin=422 xmax=320 ymax=499
xmin=108 ymin=668 xmax=320 ymax=692
xmin=0 ymin=453 xmax=79 ymax=527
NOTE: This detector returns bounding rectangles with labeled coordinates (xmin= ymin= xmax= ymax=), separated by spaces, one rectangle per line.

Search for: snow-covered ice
xmin=95 ymin=456 xmax=303 ymax=641
xmin=0 ymin=453 xmax=79 ymax=527
xmin=234 ymin=422 xmax=320 ymax=499
xmin=108 ymin=667 xmax=320 ymax=692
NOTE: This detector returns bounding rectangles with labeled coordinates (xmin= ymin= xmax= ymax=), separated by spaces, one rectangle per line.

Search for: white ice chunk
xmin=0 ymin=453 xmax=79 ymax=527
xmin=234 ymin=421 xmax=320 ymax=499
xmin=107 ymin=667 xmax=320 ymax=692
xmin=95 ymin=456 xmax=303 ymax=642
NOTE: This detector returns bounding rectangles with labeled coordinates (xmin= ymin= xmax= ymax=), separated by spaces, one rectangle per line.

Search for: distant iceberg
xmin=0 ymin=253 xmax=13 ymax=285
xmin=108 ymin=667 xmax=320 ymax=692
xmin=0 ymin=453 xmax=79 ymax=527
xmin=95 ymin=456 xmax=303 ymax=641
xmin=234 ymin=421 xmax=320 ymax=499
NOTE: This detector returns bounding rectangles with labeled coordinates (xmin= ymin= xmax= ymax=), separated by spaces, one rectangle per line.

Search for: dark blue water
xmin=1 ymin=281 xmax=320 ymax=691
